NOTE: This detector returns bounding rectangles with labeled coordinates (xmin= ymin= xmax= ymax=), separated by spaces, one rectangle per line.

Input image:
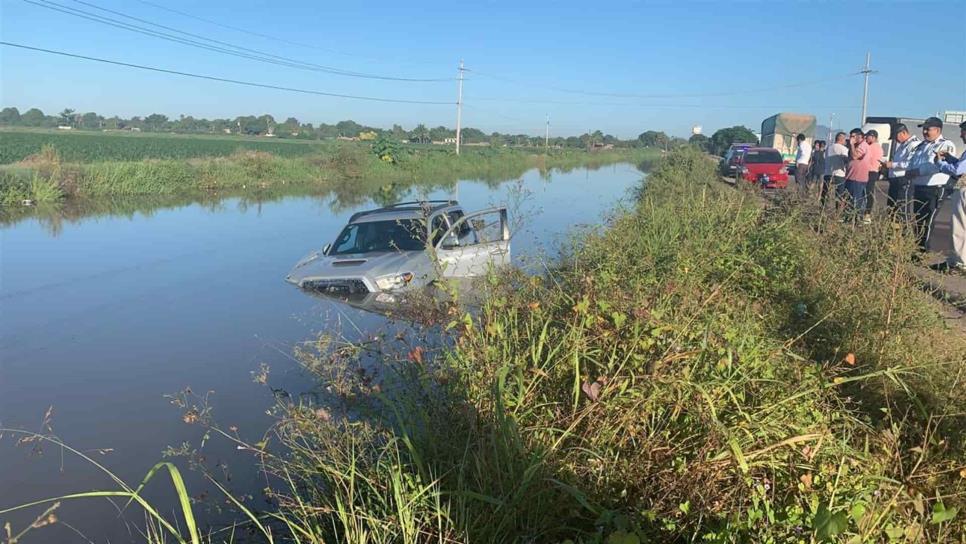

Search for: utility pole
xmin=545 ymin=113 xmax=550 ymax=150
xmin=455 ymin=59 xmax=464 ymax=155
xmin=859 ymin=52 xmax=876 ymax=126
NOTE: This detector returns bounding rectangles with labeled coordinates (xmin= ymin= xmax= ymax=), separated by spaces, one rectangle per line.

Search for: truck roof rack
xmin=347 ymin=200 xmax=458 ymax=223
xmin=385 ymin=200 xmax=457 ymax=208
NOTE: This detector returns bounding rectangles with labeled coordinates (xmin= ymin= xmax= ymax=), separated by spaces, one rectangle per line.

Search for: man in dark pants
xmin=794 ymin=133 xmax=811 ymax=195
xmin=907 ymin=117 xmax=957 ymax=252
xmin=810 ymin=140 xmax=826 ymax=194
xmin=822 ymin=132 xmax=849 ymax=208
xmin=862 ymin=130 xmax=883 ymax=223
xmin=883 ymin=124 xmax=921 ymax=223
xmin=841 ymin=128 xmax=870 ymax=221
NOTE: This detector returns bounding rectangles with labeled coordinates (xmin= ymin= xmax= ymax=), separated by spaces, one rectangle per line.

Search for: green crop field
xmin=0 ymin=128 xmax=332 ymax=164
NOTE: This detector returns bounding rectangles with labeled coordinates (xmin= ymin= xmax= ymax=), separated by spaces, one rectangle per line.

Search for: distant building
xmin=57 ymin=125 xmax=73 ymax=130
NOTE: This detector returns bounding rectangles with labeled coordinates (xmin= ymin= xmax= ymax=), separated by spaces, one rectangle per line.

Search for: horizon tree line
xmin=0 ymin=106 xmax=760 ymax=151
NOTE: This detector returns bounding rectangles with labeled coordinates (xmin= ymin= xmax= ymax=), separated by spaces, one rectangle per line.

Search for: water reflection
xmin=0 ymin=160 xmax=649 ymax=236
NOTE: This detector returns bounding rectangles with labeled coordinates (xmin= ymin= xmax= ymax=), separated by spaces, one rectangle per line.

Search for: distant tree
xmin=637 ymin=130 xmax=670 ymax=150
xmin=335 ymin=120 xmax=363 ymax=137
xmin=709 ymin=126 xmax=758 ymax=156
xmin=144 ymin=113 xmax=169 ymax=131
xmin=235 ymin=115 xmax=267 ymax=135
xmin=390 ymin=124 xmax=407 ymax=140
xmin=316 ymin=123 xmax=338 ymax=139
xmin=79 ymin=112 xmax=102 ymax=129
xmin=276 ymin=117 xmax=300 ymax=137
xmin=688 ymin=133 xmax=710 ymax=151
xmin=429 ymin=126 xmax=452 ymax=142
xmin=411 ymin=124 xmax=430 ymax=144
xmin=0 ymin=107 xmax=21 ymax=125
xmin=258 ymin=114 xmax=276 ymax=135
xmin=461 ymin=127 xmax=485 ymax=143
xmin=59 ymin=108 xmax=76 ymax=126
xmin=297 ymin=122 xmax=316 ymax=139
xmin=20 ymin=108 xmax=46 ymax=126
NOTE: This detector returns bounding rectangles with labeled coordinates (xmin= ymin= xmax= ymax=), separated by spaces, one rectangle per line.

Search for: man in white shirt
xmin=794 ymin=133 xmax=811 ymax=194
xmin=907 ymin=117 xmax=957 ymax=252
xmin=883 ymin=124 xmax=921 ymax=223
xmin=821 ymin=132 xmax=849 ymax=208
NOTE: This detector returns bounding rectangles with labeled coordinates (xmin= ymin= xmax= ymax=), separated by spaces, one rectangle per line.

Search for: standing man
xmin=822 ymin=132 xmax=849 ymax=208
xmin=842 ymin=128 xmax=870 ymax=221
xmin=863 ymin=130 xmax=884 ymax=223
xmin=811 ymin=140 xmax=827 ymax=196
xmin=883 ymin=124 xmax=921 ymax=223
xmin=933 ymin=120 xmax=966 ymax=273
xmin=907 ymin=117 xmax=957 ymax=252
xmin=794 ymin=133 xmax=811 ymax=195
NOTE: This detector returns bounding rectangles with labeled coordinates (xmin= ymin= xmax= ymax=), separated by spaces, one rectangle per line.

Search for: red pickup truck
xmin=736 ymin=147 xmax=790 ymax=189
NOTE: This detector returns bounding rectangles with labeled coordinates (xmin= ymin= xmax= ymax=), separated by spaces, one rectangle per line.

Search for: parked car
xmin=719 ymin=143 xmax=753 ymax=177
xmin=286 ymin=200 xmax=510 ymax=296
xmin=736 ymin=147 xmax=789 ymax=188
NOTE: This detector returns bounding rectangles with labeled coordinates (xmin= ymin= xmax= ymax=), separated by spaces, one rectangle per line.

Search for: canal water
xmin=0 ymin=164 xmax=643 ymax=541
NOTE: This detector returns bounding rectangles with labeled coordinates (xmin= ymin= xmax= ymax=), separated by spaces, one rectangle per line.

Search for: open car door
xmin=434 ymin=207 xmax=510 ymax=278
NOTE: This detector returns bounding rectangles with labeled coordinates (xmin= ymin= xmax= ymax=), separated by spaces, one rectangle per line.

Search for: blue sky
xmin=2 ymin=0 xmax=964 ymax=138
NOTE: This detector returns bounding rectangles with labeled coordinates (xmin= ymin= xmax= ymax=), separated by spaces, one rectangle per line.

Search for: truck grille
xmin=303 ymin=278 xmax=371 ymax=294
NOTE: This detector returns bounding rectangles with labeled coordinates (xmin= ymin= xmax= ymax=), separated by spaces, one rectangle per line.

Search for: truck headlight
xmin=375 ymin=272 xmax=414 ymax=290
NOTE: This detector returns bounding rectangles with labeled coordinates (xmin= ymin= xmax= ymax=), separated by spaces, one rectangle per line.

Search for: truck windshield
xmin=743 ymin=150 xmax=783 ymax=164
xmin=331 ymin=219 xmax=427 ymax=255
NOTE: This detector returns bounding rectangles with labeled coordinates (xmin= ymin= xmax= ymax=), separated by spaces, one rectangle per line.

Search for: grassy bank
xmin=0 ymin=139 xmax=656 ymax=207
xmin=6 ymin=149 xmax=964 ymax=542
xmin=255 ymin=149 xmax=966 ymax=542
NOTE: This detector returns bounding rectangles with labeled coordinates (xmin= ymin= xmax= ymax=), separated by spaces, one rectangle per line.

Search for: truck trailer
xmin=760 ymin=113 xmax=817 ymax=163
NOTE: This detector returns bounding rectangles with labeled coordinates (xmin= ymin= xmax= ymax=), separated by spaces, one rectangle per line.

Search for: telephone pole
xmin=455 ymin=59 xmax=464 ymax=155
xmin=859 ymin=52 xmax=876 ymax=126
xmin=545 ymin=113 xmax=550 ymax=149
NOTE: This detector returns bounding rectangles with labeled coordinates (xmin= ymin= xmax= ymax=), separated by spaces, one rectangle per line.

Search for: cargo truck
xmin=761 ymin=113 xmax=817 ymax=164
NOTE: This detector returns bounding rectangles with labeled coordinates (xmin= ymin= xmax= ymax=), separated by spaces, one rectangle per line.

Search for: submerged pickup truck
xmin=286 ymin=200 xmax=510 ymax=297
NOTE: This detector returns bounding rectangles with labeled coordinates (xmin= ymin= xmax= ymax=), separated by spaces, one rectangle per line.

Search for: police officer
xmin=906 ymin=117 xmax=957 ymax=252
xmin=933 ymin=120 xmax=966 ymax=273
xmin=883 ymin=124 xmax=921 ymax=223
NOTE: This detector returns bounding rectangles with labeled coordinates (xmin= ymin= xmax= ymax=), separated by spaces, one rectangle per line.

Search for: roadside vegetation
xmin=0 ymin=132 xmax=657 ymax=208
xmin=4 ymin=148 xmax=964 ymax=543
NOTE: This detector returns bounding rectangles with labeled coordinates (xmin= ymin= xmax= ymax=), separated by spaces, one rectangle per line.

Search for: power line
xmin=135 ymin=0 xmax=444 ymax=69
xmin=23 ymin=0 xmax=453 ymax=82
xmin=0 ymin=41 xmax=455 ymax=105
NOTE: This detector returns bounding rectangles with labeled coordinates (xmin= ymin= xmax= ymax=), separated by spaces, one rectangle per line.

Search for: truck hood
xmin=285 ymin=250 xmax=434 ymax=289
